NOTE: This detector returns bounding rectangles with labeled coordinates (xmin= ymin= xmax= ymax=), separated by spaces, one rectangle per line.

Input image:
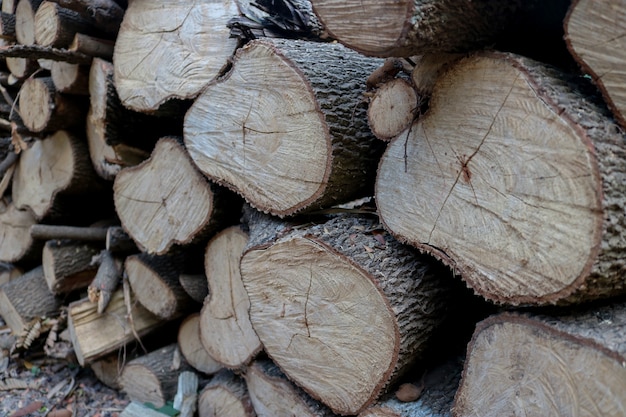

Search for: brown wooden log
xmin=359 ymin=357 xmax=462 ymax=417
xmin=0 ymin=198 xmax=39 ymax=263
xmin=30 ymin=224 xmax=108 ymax=241
xmin=113 ymin=0 xmax=239 ymax=113
xmin=310 ymin=0 xmax=554 ymax=57
xmin=199 ymin=226 xmax=261 ymax=369
xmin=0 ymin=44 xmax=91 ymax=63
xmin=125 ymin=252 xmax=194 ymax=320
xmin=565 ymin=0 xmax=626 ymax=130
xmin=114 ymin=137 xmax=241 ymax=255
xmin=45 ymin=0 xmax=124 ymax=36
xmin=67 ymin=289 xmax=164 ymax=366
xmin=15 ymin=0 xmax=43 ymax=45
xmin=0 ymin=266 xmax=62 ymax=334
xmin=34 ymin=1 xmax=106 ymax=47
xmin=244 ymin=358 xmax=337 ymax=417
xmin=51 ymin=61 xmax=89 ymax=95
xmin=367 ymin=77 xmax=417 ymax=142
xmin=376 ymin=51 xmax=626 ymax=306
xmin=18 ymin=76 xmax=86 ymax=132
xmin=177 ymin=313 xmax=222 ymax=375
xmin=5 ymin=56 xmax=38 ymax=81
xmin=68 ymin=33 xmax=114 ymax=59
xmin=119 ymin=343 xmax=191 ymax=408
xmin=198 ymin=369 xmax=256 ymax=417
xmin=241 ymin=212 xmax=454 ymax=415
xmin=12 ymin=130 xmax=104 ymax=221
xmin=184 ymin=38 xmax=385 ymax=217
xmin=454 ymin=306 xmax=626 ymax=417
xmin=42 ymin=239 xmax=100 ymax=294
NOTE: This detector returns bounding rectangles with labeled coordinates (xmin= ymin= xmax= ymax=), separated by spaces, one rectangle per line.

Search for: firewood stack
xmin=1 ymin=0 xmax=626 ymax=416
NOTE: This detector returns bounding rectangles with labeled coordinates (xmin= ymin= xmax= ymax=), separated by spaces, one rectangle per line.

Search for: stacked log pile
xmin=1 ymin=0 xmax=626 ymax=416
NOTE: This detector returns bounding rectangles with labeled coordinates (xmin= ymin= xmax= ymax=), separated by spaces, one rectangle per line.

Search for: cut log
xmin=0 ymin=266 xmax=62 ymax=334
xmin=18 ymin=76 xmax=86 ymax=132
xmin=15 ymin=0 xmax=43 ymax=45
xmin=310 ymin=0 xmax=547 ymax=57
xmin=198 ymin=369 xmax=256 ymax=417
xmin=42 ymin=239 xmax=100 ymax=294
xmin=177 ymin=313 xmax=222 ymax=375
xmin=454 ymin=306 xmax=626 ymax=417
xmin=125 ymin=252 xmax=194 ymax=320
xmin=45 ymin=0 xmax=124 ymax=36
xmin=0 ymin=198 xmax=39 ymax=263
xmin=119 ymin=343 xmax=191 ymax=408
xmin=360 ymin=357 xmax=462 ymax=417
xmin=240 ymin=212 xmax=454 ymax=415
xmin=34 ymin=1 xmax=105 ymax=47
xmin=200 ymin=226 xmax=261 ymax=368
xmin=87 ymin=249 xmax=122 ymax=313
xmin=12 ymin=130 xmax=103 ymax=221
xmin=69 ymin=33 xmax=114 ymax=59
xmin=376 ymin=51 xmax=626 ymax=306
xmin=113 ymin=0 xmax=239 ymax=113
xmin=30 ymin=224 xmax=108 ymax=241
xmin=89 ymin=352 xmax=127 ymax=389
xmin=244 ymin=357 xmax=336 ymax=417
xmin=114 ymin=137 xmax=241 ymax=255
xmin=6 ymin=57 xmax=38 ymax=81
xmin=184 ymin=38 xmax=385 ymax=216
xmin=565 ymin=0 xmax=626 ymax=129
xmin=178 ymin=274 xmax=208 ymax=304
xmin=367 ymin=78 xmax=417 ymax=141
xmin=51 ymin=61 xmax=89 ymax=95
xmin=67 ymin=289 xmax=164 ymax=366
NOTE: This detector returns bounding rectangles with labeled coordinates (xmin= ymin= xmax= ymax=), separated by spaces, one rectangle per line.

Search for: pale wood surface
xmin=15 ymin=0 xmax=42 ymax=45
xmin=565 ymin=0 xmax=626 ymax=129
xmin=113 ymin=0 xmax=239 ymax=112
xmin=454 ymin=306 xmax=626 ymax=416
xmin=198 ymin=369 xmax=255 ymax=417
xmin=241 ymin=213 xmax=453 ymax=415
xmin=376 ymin=51 xmax=626 ymax=305
xmin=34 ymin=1 xmax=96 ymax=47
xmin=200 ymin=226 xmax=261 ymax=368
xmin=177 ymin=313 xmax=222 ymax=375
xmin=367 ymin=78 xmax=417 ymax=141
xmin=51 ymin=61 xmax=89 ymax=95
xmin=184 ymin=38 xmax=384 ymax=216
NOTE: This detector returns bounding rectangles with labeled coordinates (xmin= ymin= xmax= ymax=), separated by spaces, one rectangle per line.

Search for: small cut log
xmin=184 ymin=38 xmax=385 ymax=216
xmin=51 ymin=61 xmax=90 ymax=95
xmin=42 ymin=239 xmax=100 ymax=294
xmin=177 ymin=313 xmax=222 ymax=375
xmin=15 ymin=0 xmax=43 ymax=45
xmin=34 ymin=1 xmax=106 ymax=47
xmin=198 ymin=369 xmax=256 ymax=417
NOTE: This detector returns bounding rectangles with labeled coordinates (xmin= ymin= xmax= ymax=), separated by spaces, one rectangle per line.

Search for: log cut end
xmin=113 ymin=0 xmax=239 ymax=112
xmin=241 ymin=236 xmax=399 ymax=415
xmin=367 ymin=78 xmax=417 ymax=141
xmin=453 ymin=314 xmax=626 ymax=417
xmin=376 ymin=52 xmax=607 ymax=305
xmin=177 ymin=313 xmax=222 ymax=375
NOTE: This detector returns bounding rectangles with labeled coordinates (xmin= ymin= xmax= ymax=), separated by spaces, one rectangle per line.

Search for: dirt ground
xmin=1 ymin=317 xmax=130 ymax=417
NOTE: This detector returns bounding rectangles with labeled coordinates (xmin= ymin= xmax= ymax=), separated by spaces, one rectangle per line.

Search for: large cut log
xmin=244 ymin=357 xmax=337 ymax=417
xmin=0 ymin=266 xmax=62 ymax=333
xmin=42 ymin=239 xmax=100 ymax=294
xmin=309 ymin=0 xmax=550 ymax=57
xmin=125 ymin=252 xmax=194 ymax=320
xmin=376 ymin=51 xmax=626 ymax=306
xmin=360 ymin=357 xmax=462 ymax=417
xmin=200 ymin=226 xmax=261 ymax=369
xmin=240 ymin=212 xmax=454 ymax=415
xmin=184 ymin=38 xmax=385 ymax=216
xmin=454 ymin=305 xmax=626 ymax=417
xmin=67 ymin=288 xmax=164 ymax=366
xmin=565 ymin=0 xmax=626 ymax=129
xmin=0 ymin=198 xmax=39 ymax=263
xmin=114 ymin=137 xmax=240 ymax=254
xmin=198 ymin=369 xmax=256 ymax=417
xmin=113 ymin=0 xmax=239 ymax=113
xmin=119 ymin=343 xmax=191 ymax=408
xmin=12 ymin=130 xmax=105 ymax=221
xmin=177 ymin=313 xmax=222 ymax=375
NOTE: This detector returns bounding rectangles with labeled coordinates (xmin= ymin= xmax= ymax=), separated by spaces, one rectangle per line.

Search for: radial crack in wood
xmin=376 ymin=51 xmax=626 ymax=305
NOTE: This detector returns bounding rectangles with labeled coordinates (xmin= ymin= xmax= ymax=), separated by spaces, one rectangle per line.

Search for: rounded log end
xmin=19 ymin=77 xmax=54 ymax=133
xmin=34 ymin=1 xmax=61 ymax=47
xmin=367 ymin=78 xmax=417 ymax=141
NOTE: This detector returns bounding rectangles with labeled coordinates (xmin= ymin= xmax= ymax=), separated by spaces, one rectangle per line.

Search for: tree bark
xmin=30 ymin=224 xmax=108 ymax=241
xmin=124 ymin=252 xmax=194 ymax=320
xmin=45 ymin=0 xmax=124 ymax=36
xmin=376 ymin=51 xmax=626 ymax=306
xmin=200 ymin=226 xmax=261 ymax=369
xmin=0 ymin=12 xmax=16 ymax=40
xmin=198 ymin=369 xmax=256 ymax=417
xmin=67 ymin=289 xmax=164 ymax=366
xmin=178 ymin=274 xmax=208 ymax=304
xmin=0 ymin=266 xmax=62 ymax=334
xmin=105 ymin=225 xmax=136 ymax=254
xmin=244 ymin=357 xmax=337 ymax=417
xmin=87 ymin=249 xmax=122 ymax=313
xmin=114 ymin=137 xmax=241 ymax=255
xmin=113 ymin=0 xmax=239 ymax=113
xmin=118 ymin=343 xmax=191 ymax=408
xmin=18 ymin=76 xmax=86 ymax=132
xmin=454 ymin=305 xmax=626 ymax=417
xmin=184 ymin=38 xmax=385 ymax=217
xmin=177 ymin=313 xmax=222 ymax=375
xmin=0 ymin=262 xmax=23 ymax=286
xmin=241 ymin=211 xmax=454 ymax=415
xmin=42 ymin=239 xmax=100 ymax=294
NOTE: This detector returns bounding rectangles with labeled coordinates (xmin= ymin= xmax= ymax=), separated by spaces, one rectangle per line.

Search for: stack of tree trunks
xmin=1 ymin=0 xmax=626 ymax=416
